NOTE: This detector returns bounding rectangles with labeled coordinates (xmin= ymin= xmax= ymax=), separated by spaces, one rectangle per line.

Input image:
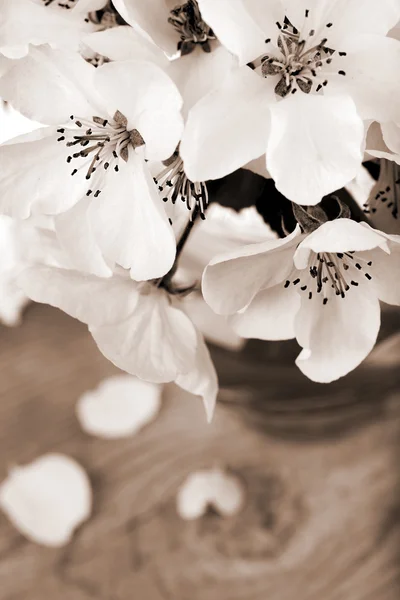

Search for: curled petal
xmin=294 ymin=218 xmax=389 ymax=269
xmin=202 ymin=227 xmax=301 ymax=315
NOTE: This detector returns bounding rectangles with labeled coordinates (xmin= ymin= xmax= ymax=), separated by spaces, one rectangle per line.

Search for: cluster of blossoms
xmin=0 ymin=0 xmax=400 ymax=418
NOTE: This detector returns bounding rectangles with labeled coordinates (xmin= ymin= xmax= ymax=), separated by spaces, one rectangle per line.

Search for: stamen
xmin=155 ymin=153 xmax=208 ymax=220
xmin=168 ymin=0 xmax=215 ymax=55
xmin=56 ymin=111 xmax=146 ymax=197
xmin=258 ymin=13 xmax=344 ymax=97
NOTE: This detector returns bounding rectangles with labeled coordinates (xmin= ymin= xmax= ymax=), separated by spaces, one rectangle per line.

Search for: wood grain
xmin=0 ymin=303 xmax=399 ymax=600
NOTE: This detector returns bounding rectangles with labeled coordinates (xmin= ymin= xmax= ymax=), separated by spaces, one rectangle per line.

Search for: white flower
xmin=105 ymin=1 xmax=238 ymax=116
xmin=18 ymin=264 xmax=217 ymax=420
xmin=363 ymin=159 xmax=400 ymax=234
xmin=0 ymin=0 xmax=106 ymax=59
xmin=0 ymin=454 xmax=92 ymax=547
xmin=0 ymin=45 xmax=184 ymax=281
xmin=176 ymin=467 xmax=245 ymax=520
xmin=76 ymin=374 xmax=162 ymax=439
xmin=203 ymin=218 xmax=400 ymax=383
xmin=180 ymin=0 xmax=400 ymax=204
xmin=0 ymin=216 xmax=30 ymax=325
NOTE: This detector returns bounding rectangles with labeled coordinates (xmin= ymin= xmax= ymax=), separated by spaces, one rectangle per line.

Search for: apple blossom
xmin=18 ymin=263 xmax=217 ymax=420
xmin=0 ymin=45 xmax=184 ymax=280
xmin=181 ymin=0 xmax=400 ymax=204
xmin=202 ymin=218 xmax=400 ymax=383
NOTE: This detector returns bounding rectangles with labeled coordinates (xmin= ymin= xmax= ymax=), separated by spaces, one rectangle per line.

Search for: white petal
xmin=230 ymin=283 xmax=300 ymax=340
xmin=294 ymin=218 xmax=389 ymax=269
xmin=267 ymin=93 xmax=364 ymax=205
xmin=112 ymin=0 xmax=178 ymax=56
xmin=197 ymin=0 xmax=282 ymax=64
xmin=91 ymin=288 xmax=198 ymax=383
xmin=181 ymin=66 xmax=273 ymax=182
xmin=55 ymin=197 xmax=113 ymax=278
xmin=0 ymin=46 xmax=101 ymax=124
xmin=76 ymin=374 xmax=162 ymax=439
xmin=336 ymin=35 xmax=400 ymax=123
xmin=0 ymin=128 xmax=88 ymax=219
xmin=18 ymin=266 xmax=139 ymax=326
xmin=294 ymin=286 xmax=381 ymax=383
xmin=83 ymin=26 xmax=169 ymax=66
xmin=176 ymin=331 xmax=218 ymax=422
xmin=89 ymin=152 xmax=176 ymax=281
xmin=167 ymin=45 xmax=238 ymax=116
xmin=283 ymin=0 xmax=400 ymax=46
xmin=176 ymin=467 xmax=244 ymax=520
xmin=0 ymin=0 xmax=92 ymax=58
xmin=94 ymin=60 xmax=183 ymax=161
xmin=0 ymin=454 xmax=91 ymax=547
xmin=202 ymin=227 xmax=301 ymax=314
xmin=368 ymin=236 xmax=400 ymax=306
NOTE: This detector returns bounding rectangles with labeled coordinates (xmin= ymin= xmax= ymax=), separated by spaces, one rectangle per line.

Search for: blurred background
xmin=1 ymin=101 xmax=400 ymax=600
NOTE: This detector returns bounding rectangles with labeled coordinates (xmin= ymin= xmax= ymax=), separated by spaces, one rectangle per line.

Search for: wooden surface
xmin=0 ymin=303 xmax=400 ymax=600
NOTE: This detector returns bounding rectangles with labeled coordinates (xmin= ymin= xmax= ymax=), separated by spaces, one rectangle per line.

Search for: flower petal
xmin=176 ymin=331 xmax=218 ymax=422
xmin=0 ymin=454 xmax=91 ymax=547
xmin=202 ymin=226 xmax=301 ymax=314
xmin=283 ymin=0 xmax=400 ymax=46
xmin=0 ymin=0 xmax=92 ymax=59
xmin=294 ymin=218 xmax=389 ymax=269
xmin=89 ymin=152 xmax=176 ymax=281
xmin=167 ymin=45 xmax=238 ymax=116
xmin=367 ymin=235 xmax=400 ymax=305
xmin=0 ymin=128 xmax=88 ymax=219
xmin=94 ymin=60 xmax=183 ymax=161
xmin=230 ymin=283 xmax=300 ymax=340
xmin=0 ymin=46 xmax=101 ymax=124
xmin=55 ymin=197 xmax=113 ymax=278
xmin=267 ymin=93 xmax=364 ymax=205
xmin=112 ymin=0 xmax=178 ymax=56
xmin=197 ymin=0 xmax=282 ymax=64
xmin=76 ymin=374 xmax=162 ymax=439
xmin=83 ymin=26 xmax=169 ymax=66
xmin=335 ymin=35 xmax=400 ymax=123
xmin=17 ymin=266 xmax=139 ymax=326
xmin=181 ymin=66 xmax=273 ymax=182
xmin=91 ymin=289 xmax=198 ymax=383
xmin=295 ymin=284 xmax=381 ymax=382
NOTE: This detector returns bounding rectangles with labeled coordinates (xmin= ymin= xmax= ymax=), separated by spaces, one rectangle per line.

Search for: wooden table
xmin=0 ymin=303 xmax=399 ymax=600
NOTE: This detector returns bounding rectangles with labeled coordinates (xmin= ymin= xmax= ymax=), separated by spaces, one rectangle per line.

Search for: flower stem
xmin=157 ymin=205 xmax=201 ymax=289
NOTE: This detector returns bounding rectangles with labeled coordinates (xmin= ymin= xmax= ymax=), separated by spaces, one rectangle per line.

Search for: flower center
xmin=259 ymin=11 xmax=347 ymax=98
xmin=364 ymin=160 xmax=400 ymax=221
xmin=168 ymin=0 xmax=216 ymax=55
xmin=56 ymin=110 xmax=145 ymax=198
xmin=154 ymin=152 xmax=208 ymax=220
xmin=284 ymin=251 xmax=373 ymax=304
